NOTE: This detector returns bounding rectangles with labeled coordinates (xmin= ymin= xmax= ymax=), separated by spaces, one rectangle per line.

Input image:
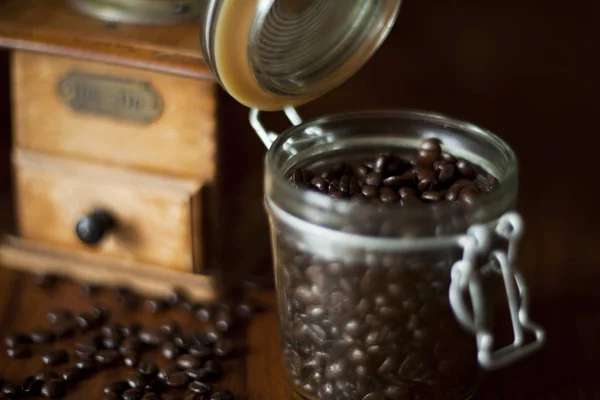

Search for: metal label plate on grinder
xmin=57 ymin=71 xmax=164 ymax=124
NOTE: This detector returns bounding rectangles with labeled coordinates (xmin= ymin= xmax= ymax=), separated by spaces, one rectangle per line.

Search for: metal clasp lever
xmin=449 ymin=212 xmax=546 ymax=370
xmin=249 ymin=107 xmax=302 ymax=149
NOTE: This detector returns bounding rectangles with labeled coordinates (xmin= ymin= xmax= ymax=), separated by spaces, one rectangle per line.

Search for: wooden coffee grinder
xmin=0 ymin=0 xmax=269 ymax=301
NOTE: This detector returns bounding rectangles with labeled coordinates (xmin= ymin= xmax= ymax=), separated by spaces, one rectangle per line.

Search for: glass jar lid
xmin=200 ymin=0 xmax=401 ymax=110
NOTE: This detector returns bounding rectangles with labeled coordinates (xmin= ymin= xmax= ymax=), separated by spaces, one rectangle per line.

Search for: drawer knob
xmin=75 ymin=209 xmax=115 ymax=246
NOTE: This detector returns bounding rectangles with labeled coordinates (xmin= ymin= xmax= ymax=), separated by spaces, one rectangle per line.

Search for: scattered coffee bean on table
xmin=41 ymin=379 xmax=66 ymax=398
xmin=2 ymin=383 xmax=20 ymax=397
xmin=22 ymin=376 xmax=43 ymax=396
xmin=104 ymin=381 xmax=130 ymax=396
xmin=123 ymin=388 xmax=143 ymax=400
xmin=41 ymin=349 xmax=69 ymax=365
xmin=6 ymin=343 xmax=32 ymax=359
xmin=30 ymin=328 xmax=56 ymax=344
xmin=2 ymin=281 xmax=250 ymax=400
xmin=5 ymin=332 xmax=30 ymax=347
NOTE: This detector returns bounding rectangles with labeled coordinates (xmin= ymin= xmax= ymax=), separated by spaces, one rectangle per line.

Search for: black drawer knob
xmin=75 ymin=209 xmax=115 ymax=246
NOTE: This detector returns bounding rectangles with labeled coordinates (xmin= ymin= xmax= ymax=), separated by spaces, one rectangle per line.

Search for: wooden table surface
xmin=0 ymin=264 xmax=597 ymax=400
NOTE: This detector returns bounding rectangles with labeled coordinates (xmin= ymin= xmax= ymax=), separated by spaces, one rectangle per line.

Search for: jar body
xmin=265 ymin=111 xmax=518 ymax=400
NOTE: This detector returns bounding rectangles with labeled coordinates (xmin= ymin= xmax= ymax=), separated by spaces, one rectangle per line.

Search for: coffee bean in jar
xmin=264 ymin=111 xmax=543 ymax=400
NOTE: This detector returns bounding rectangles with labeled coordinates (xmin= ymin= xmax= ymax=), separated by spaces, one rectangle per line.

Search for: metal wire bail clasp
xmin=249 ymin=107 xmax=303 ymax=149
xmin=449 ymin=212 xmax=546 ymax=370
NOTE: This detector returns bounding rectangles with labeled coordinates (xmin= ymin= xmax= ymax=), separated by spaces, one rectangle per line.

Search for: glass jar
xmin=197 ymin=2 xmax=545 ymax=399
xmin=262 ymin=110 xmax=544 ymax=400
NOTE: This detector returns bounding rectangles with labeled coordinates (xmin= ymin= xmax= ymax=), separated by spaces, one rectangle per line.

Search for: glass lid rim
xmin=266 ymin=108 xmax=519 ymax=224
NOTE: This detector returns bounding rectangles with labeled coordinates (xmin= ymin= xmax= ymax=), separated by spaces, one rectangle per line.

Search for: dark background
xmin=1 ymin=0 xmax=598 ymax=397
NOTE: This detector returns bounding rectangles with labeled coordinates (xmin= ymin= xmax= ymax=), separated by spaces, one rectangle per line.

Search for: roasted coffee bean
xmin=102 ymin=322 xmax=123 ymax=338
xmin=173 ymin=334 xmax=192 ymax=349
xmin=166 ymin=372 xmax=189 ymax=388
xmin=421 ymin=191 xmax=442 ymax=202
xmin=215 ymin=309 xmax=232 ymax=333
xmin=160 ymin=321 xmax=181 ymax=337
xmin=29 ymin=329 xmax=55 ymax=344
xmin=102 ymin=335 xmax=122 ymax=350
xmin=7 ymin=343 xmax=31 ymax=359
xmin=80 ymin=283 xmax=100 ymax=297
xmin=438 ymin=163 xmax=456 ymax=183
xmin=459 ymin=188 xmax=479 ymax=206
xmin=142 ymin=394 xmax=160 ymax=400
xmin=41 ymin=349 xmax=68 ymax=365
xmin=139 ymin=329 xmax=164 ymax=347
xmin=90 ymin=305 xmax=109 ymax=321
xmin=384 ymin=384 xmax=411 ymax=398
xmin=164 ymin=396 xmax=183 ymax=400
xmin=145 ymin=380 xmax=165 ymax=394
xmin=95 ymin=349 xmax=119 ymax=366
xmin=127 ymin=372 xmax=150 ymax=389
xmin=145 ymin=299 xmax=166 ymax=314
xmin=162 ymin=342 xmax=180 ymax=360
xmin=47 ymin=310 xmax=73 ymax=325
xmin=138 ymin=360 xmax=158 ymax=376
xmin=235 ymin=301 xmax=254 ymax=319
xmin=122 ymin=322 xmax=143 ymax=338
xmin=364 ymin=172 xmax=382 ymax=187
xmin=177 ymin=354 xmax=200 ymax=370
xmin=188 ymin=381 xmax=212 ymax=395
xmin=5 ymin=332 xmax=30 ymax=347
xmin=379 ymin=187 xmax=400 ymax=203
xmin=210 ymin=391 xmax=234 ymax=400
xmin=195 ymin=307 xmax=212 ymax=322
xmin=165 ymin=289 xmax=189 ymax=308
xmin=308 ymin=176 xmax=327 ymax=192
xmin=40 ymin=379 xmax=66 ymax=398
xmin=54 ymin=319 xmax=77 ymax=338
xmin=325 ymin=360 xmax=347 ymax=380
xmin=22 ymin=376 xmax=43 ymax=396
xmin=104 ymin=381 xmax=130 ymax=395
xmin=214 ymin=339 xmax=233 ymax=357
xmin=123 ymin=351 xmax=140 ymax=368
xmin=398 ymin=186 xmax=417 ymax=198
xmin=456 ymin=159 xmax=476 ymax=179
xmin=74 ymin=313 xmax=95 ymax=332
xmin=123 ymin=388 xmax=143 ymax=400
xmin=61 ymin=368 xmax=84 ymax=383
xmin=417 ymin=138 xmax=442 ymax=166
xmin=382 ymin=173 xmax=412 ymax=187
xmin=158 ymin=364 xmax=179 ymax=380
xmin=3 ymin=383 xmax=20 ymax=398
xmin=103 ymin=394 xmax=119 ymax=400
xmin=185 ymin=394 xmax=206 ymax=400
xmin=35 ymin=371 xmax=60 ymax=383
xmin=74 ymin=357 xmax=96 ymax=371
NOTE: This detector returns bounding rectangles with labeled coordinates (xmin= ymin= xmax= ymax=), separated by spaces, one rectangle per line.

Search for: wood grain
xmin=14 ymin=149 xmax=202 ymax=271
xmin=0 ymin=0 xmax=210 ymax=79
xmin=12 ymin=51 xmax=216 ymax=179
xmin=0 ymin=237 xmax=216 ymax=301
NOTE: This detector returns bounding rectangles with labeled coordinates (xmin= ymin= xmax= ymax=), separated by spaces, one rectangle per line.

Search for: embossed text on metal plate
xmin=57 ymin=71 xmax=164 ymax=124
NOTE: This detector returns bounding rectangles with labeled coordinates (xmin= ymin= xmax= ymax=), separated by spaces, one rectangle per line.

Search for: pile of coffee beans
xmin=274 ymin=139 xmax=490 ymax=399
xmin=1 ymin=275 xmax=256 ymax=399
xmin=289 ymin=138 xmax=497 ymax=207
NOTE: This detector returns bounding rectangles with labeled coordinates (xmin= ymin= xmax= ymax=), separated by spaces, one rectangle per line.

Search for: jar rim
xmin=265 ymin=109 xmax=518 ymax=233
